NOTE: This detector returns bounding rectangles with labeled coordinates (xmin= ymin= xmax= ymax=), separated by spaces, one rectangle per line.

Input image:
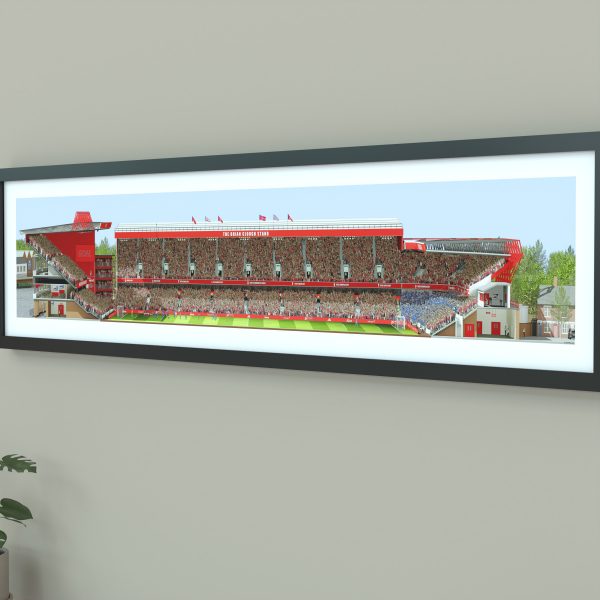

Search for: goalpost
xmin=116 ymin=305 xmax=125 ymax=318
xmin=391 ymin=314 xmax=406 ymax=332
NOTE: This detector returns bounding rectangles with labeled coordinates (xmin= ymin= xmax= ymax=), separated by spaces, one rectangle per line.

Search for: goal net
xmin=391 ymin=315 xmax=406 ymax=332
xmin=116 ymin=305 xmax=125 ymax=318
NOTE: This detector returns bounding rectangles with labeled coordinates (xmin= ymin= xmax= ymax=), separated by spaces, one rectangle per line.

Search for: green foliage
xmin=0 ymin=455 xmax=36 ymax=549
xmin=546 ymin=248 xmax=576 ymax=286
xmin=96 ymin=236 xmax=116 ymax=256
xmin=551 ymin=286 xmax=572 ymax=326
xmin=511 ymin=241 xmax=547 ymax=315
xmin=16 ymin=239 xmax=32 ymax=251
xmin=0 ymin=499 xmax=33 ymax=524
xmin=511 ymin=241 xmax=576 ymax=317
xmin=0 ymin=455 xmax=37 ymax=473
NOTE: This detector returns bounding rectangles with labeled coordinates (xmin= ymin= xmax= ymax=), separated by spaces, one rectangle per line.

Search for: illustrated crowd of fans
xmin=28 ymin=235 xmax=89 ymax=286
xmin=116 ymin=236 xmax=504 ymax=286
xmin=110 ymin=286 xmax=476 ymax=332
xmin=29 ymin=234 xmax=500 ymax=333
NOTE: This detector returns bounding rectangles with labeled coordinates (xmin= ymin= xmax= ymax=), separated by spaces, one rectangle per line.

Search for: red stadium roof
xmin=114 ymin=218 xmax=404 ymax=239
xmin=21 ymin=211 xmax=111 ymax=235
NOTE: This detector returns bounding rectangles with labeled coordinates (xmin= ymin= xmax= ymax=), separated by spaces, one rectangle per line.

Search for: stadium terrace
xmin=21 ymin=213 xmax=525 ymax=337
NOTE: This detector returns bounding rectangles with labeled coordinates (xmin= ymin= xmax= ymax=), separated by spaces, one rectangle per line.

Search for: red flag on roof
xmin=287 ymin=214 xmax=293 ymax=221
xmin=259 ymin=214 xmax=266 ymax=221
xmin=218 ymin=216 xmax=223 ymax=223
xmin=192 ymin=216 xmax=197 ymax=224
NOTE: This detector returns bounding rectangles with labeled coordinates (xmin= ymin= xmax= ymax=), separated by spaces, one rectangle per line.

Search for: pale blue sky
xmin=17 ymin=176 xmax=576 ymax=254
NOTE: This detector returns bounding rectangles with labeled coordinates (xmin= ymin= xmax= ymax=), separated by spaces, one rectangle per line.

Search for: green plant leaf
xmin=0 ymin=499 xmax=33 ymax=524
xmin=0 ymin=455 xmax=37 ymax=473
xmin=0 ymin=530 xmax=6 ymax=549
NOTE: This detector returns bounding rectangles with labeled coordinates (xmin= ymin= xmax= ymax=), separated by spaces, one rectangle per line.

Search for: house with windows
xmin=16 ymin=250 xmax=36 ymax=286
xmin=537 ymin=282 xmax=575 ymax=339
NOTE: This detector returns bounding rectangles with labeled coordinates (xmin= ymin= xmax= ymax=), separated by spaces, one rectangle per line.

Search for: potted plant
xmin=0 ymin=455 xmax=36 ymax=600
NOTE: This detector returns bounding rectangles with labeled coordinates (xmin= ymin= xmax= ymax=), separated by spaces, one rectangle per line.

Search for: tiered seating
xmin=245 ymin=239 xmax=274 ymax=279
xmin=189 ymin=238 xmax=217 ymax=278
xmin=164 ymin=240 xmax=189 ymax=278
xmin=29 ymin=234 xmax=88 ymax=285
xmin=72 ymin=289 xmax=114 ymax=318
xmin=399 ymin=291 xmax=474 ymax=333
xmin=450 ymin=255 xmax=505 ymax=287
xmin=117 ymin=239 xmax=138 ymax=277
xmin=375 ymin=237 xmax=406 ymax=281
xmin=319 ymin=290 xmax=357 ymax=318
xmin=138 ymin=239 xmax=163 ymax=278
xmin=343 ymin=237 xmax=374 ymax=281
xmin=217 ymin=239 xmax=245 ymax=279
xmin=305 ymin=237 xmax=340 ymax=280
xmin=413 ymin=253 xmax=461 ymax=284
xmin=247 ymin=289 xmax=281 ymax=315
xmin=116 ymin=238 xmax=505 ymax=287
xmin=115 ymin=286 xmax=400 ymax=320
xmin=114 ymin=285 xmax=149 ymax=310
xmin=360 ymin=291 xmax=399 ymax=320
xmin=274 ymin=238 xmax=304 ymax=280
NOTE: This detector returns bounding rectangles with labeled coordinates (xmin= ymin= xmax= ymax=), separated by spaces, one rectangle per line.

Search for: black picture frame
xmin=1 ymin=131 xmax=599 ymax=391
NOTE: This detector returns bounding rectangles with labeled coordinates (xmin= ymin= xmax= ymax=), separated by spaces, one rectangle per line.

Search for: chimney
xmin=553 ymin=275 xmax=558 ymax=288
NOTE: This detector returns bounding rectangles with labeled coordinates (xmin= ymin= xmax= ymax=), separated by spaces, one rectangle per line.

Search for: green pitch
xmin=111 ymin=313 xmax=418 ymax=336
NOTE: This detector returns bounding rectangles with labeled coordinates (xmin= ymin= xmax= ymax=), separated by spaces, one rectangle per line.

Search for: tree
xmin=16 ymin=239 xmax=32 ymax=250
xmin=510 ymin=240 xmax=547 ymax=316
xmin=529 ymin=239 xmax=547 ymax=271
xmin=96 ymin=236 xmax=115 ymax=256
xmin=546 ymin=248 xmax=576 ymax=286
xmin=550 ymin=286 xmax=572 ymax=337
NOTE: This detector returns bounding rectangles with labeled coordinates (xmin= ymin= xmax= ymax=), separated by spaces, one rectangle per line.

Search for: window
xmin=543 ymin=321 xmax=552 ymax=334
xmin=562 ymin=322 xmax=570 ymax=335
xmin=543 ymin=305 xmax=551 ymax=318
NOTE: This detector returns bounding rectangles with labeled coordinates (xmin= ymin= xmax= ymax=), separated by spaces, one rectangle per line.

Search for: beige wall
xmin=1 ymin=2 xmax=600 ymax=599
xmin=436 ymin=321 xmax=456 ymax=336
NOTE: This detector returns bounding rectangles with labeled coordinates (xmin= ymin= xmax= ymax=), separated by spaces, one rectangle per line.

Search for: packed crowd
xmin=72 ymin=289 xmax=114 ymax=319
xmin=217 ymin=239 xmax=246 ymax=279
xmin=273 ymin=238 xmax=304 ymax=280
xmin=115 ymin=237 xmax=506 ymax=286
xmin=399 ymin=291 xmax=475 ymax=333
xmin=244 ymin=239 xmax=275 ymax=279
xmin=190 ymin=238 xmax=218 ymax=278
xmin=28 ymin=235 xmax=88 ymax=286
xmin=164 ymin=239 xmax=189 ymax=277
xmin=116 ymin=239 xmax=138 ymax=277
xmin=360 ymin=291 xmax=400 ymax=320
xmin=449 ymin=256 xmax=505 ymax=287
xmin=412 ymin=253 xmax=463 ymax=284
xmin=95 ymin=280 xmax=113 ymax=291
xmin=305 ymin=237 xmax=341 ymax=280
xmin=138 ymin=239 xmax=163 ymax=278
xmin=342 ymin=237 xmax=374 ymax=281
xmin=114 ymin=285 xmax=387 ymax=319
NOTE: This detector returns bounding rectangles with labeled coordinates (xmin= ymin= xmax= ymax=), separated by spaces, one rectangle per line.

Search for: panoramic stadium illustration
xmin=16 ymin=210 xmax=545 ymax=339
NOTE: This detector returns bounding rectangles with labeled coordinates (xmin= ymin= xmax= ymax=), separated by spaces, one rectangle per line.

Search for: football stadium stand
xmin=21 ymin=215 xmax=523 ymax=337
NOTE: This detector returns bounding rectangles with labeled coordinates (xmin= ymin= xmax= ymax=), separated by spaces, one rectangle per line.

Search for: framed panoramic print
xmin=1 ymin=132 xmax=599 ymax=390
